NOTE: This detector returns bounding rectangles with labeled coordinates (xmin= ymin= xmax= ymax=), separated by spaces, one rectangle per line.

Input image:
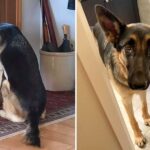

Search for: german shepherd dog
xmin=0 ymin=23 xmax=46 ymax=147
xmin=93 ymin=5 xmax=150 ymax=148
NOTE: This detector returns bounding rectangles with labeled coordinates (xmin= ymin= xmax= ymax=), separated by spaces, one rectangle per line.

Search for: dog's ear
xmin=95 ymin=5 xmax=126 ymax=46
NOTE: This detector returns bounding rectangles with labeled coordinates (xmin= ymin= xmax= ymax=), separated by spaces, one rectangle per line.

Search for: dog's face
xmin=95 ymin=5 xmax=150 ymax=90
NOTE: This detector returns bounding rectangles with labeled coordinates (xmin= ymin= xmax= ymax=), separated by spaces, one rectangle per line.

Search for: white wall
xmin=21 ymin=0 xmax=75 ymax=64
xmin=137 ymin=0 xmax=150 ymax=24
xmin=78 ymin=58 xmax=122 ymax=150
xmin=49 ymin=0 xmax=75 ymax=46
xmin=21 ymin=0 xmax=43 ymax=63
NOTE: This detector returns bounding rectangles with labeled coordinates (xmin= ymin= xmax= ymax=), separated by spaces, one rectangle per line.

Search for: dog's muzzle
xmin=129 ymin=71 xmax=149 ymax=90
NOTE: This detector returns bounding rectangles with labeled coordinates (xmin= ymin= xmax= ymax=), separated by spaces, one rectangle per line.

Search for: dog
xmin=0 ymin=23 xmax=46 ymax=147
xmin=93 ymin=5 xmax=150 ymax=148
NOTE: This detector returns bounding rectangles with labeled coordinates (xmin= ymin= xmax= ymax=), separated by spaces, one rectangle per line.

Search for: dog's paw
xmin=25 ymin=133 xmax=41 ymax=147
xmin=144 ymin=118 xmax=150 ymax=126
xmin=135 ymin=136 xmax=146 ymax=148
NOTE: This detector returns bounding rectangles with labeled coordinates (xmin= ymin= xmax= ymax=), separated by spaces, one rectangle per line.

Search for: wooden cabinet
xmin=0 ymin=0 xmax=22 ymax=28
xmin=81 ymin=0 xmax=140 ymax=26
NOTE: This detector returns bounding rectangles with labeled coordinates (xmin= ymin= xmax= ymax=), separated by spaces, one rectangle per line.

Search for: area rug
xmin=0 ymin=91 xmax=75 ymax=139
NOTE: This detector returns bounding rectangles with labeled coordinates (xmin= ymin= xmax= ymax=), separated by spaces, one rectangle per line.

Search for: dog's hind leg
xmin=0 ymin=80 xmax=26 ymax=122
xmin=25 ymin=111 xmax=40 ymax=147
xmin=139 ymin=91 xmax=150 ymax=126
xmin=123 ymin=95 xmax=146 ymax=148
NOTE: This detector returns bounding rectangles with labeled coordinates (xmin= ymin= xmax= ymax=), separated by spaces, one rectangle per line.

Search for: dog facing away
xmin=93 ymin=5 xmax=150 ymax=148
xmin=0 ymin=23 xmax=46 ymax=147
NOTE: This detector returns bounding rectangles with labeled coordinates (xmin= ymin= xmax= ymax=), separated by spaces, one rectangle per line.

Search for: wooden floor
xmin=0 ymin=118 xmax=75 ymax=150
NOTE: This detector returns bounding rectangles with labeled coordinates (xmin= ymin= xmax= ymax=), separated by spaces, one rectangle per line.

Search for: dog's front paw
xmin=135 ymin=136 xmax=146 ymax=148
xmin=144 ymin=118 xmax=150 ymax=126
xmin=25 ymin=133 xmax=41 ymax=147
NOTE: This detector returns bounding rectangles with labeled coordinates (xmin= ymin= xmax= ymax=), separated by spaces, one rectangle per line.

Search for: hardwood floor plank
xmin=0 ymin=118 xmax=75 ymax=150
xmin=43 ymin=123 xmax=75 ymax=136
xmin=61 ymin=118 xmax=75 ymax=128
xmin=40 ymin=129 xmax=74 ymax=145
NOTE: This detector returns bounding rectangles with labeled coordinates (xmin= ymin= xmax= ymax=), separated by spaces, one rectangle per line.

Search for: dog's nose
xmin=129 ymin=71 xmax=149 ymax=90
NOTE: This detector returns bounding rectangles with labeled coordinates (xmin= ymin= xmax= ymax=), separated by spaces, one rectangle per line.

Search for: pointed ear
xmin=95 ymin=5 xmax=126 ymax=45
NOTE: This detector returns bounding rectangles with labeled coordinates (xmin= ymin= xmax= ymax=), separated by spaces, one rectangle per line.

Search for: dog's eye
xmin=125 ymin=47 xmax=134 ymax=56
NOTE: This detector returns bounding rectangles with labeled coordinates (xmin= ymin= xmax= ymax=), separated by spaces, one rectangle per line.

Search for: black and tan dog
xmin=93 ymin=5 xmax=150 ymax=148
xmin=0 ymin=23 xmax=46 ymax=147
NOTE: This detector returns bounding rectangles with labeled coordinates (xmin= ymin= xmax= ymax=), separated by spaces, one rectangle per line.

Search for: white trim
xmin=77 ymin=1 xmax=134 ymax=150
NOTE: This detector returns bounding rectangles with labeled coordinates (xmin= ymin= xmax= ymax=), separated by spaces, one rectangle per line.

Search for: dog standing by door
xmin=0 ymin=23 xmax=46 ymax=147
xmin=93 ymin=5 xmax=150 ymax=148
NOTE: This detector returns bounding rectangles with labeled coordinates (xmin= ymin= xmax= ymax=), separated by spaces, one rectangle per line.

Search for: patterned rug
xmin=0 ymin=91 xmax=75 ymax=139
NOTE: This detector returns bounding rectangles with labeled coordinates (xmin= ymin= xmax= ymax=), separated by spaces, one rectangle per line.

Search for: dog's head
xmin=95 ymin=5 xmax=150 ymax=90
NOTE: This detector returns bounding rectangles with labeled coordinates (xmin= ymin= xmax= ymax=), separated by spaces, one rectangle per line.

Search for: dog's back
xmin=0 ymin=23 xmax=46 ymax=146
xmin=0 ymin=23 xmax=46 ymax=114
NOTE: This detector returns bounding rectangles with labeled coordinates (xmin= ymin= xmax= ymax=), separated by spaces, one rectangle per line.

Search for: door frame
xmin=0 ymin=0 xmax=22 ymax=28
xmin=77 ymin=1 xmax=134 ymax=150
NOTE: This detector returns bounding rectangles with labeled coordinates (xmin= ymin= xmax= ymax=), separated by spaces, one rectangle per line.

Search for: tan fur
xmin=143 ymin=34 xmax=150 ymax=51
xmin=144 ymin=34 xmax=150 ymax=41
xmin=105 ymin=35 xmax=149 ymax=147
xmin=110 ymin=50 xmax=128 ymax=86
xmin=0 ymin=80 xmax=26 ymax=122
xmin=118 ymin=51 xmax=128 ymax=79
xmin=108 ymin=58 xmax=149 ymax=148
xmin=103 ymin=24 xmax=150 ymax=147
xmin=95 ymin=5 xmax=150 ymax=147
xmin=106 ymin=31 xmax=116 ymax=43
xmin=129 ymin=34 xmax=137 ymax=41
xmin=0 ymin=80 xmax=46 ymax=122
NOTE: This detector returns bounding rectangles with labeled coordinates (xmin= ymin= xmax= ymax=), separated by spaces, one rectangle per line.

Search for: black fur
xmin=0 ymin=23 xmax=46 ymax=147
